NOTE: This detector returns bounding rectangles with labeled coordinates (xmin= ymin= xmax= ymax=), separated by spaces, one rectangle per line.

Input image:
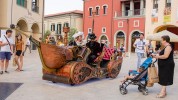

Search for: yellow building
xmin=145 ymin=0 xmax=178 ymax=50
xmin=44 ymin=10 xmax=83 ymax=36
xmin=0 ymin=0 xmax=44 ymax=41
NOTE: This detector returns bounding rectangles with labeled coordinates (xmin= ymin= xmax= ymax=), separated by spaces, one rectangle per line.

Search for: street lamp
xmin=63 ymin=23 xmax=70 ymax=46
xmin=92 ymin=11 xmax=96 ymax=33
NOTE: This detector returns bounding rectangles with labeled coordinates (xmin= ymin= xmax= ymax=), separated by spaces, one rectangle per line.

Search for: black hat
xmin=88 ymin=33 xmax=96 ymax=39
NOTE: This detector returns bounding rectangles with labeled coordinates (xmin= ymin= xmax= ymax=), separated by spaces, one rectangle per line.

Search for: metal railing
xmin=116 ymin=9 xmax=145 ymax=17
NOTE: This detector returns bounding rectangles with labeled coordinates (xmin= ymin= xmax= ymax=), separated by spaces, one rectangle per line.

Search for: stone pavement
xmin=0 ymin=50 xmax=178 ymax=100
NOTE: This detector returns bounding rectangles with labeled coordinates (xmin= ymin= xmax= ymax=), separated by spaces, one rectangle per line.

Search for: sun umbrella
xmin=146 ymin=30 xmax=178 ymax=42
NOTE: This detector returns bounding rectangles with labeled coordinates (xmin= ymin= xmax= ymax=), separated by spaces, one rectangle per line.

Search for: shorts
xmin=0 ymin=52 xmax=12 ymax=60
xmin=16 ymin=50 xmax=22 ymax=56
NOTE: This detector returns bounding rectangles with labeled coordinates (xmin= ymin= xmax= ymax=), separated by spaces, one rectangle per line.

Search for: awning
xmin=146 ymin=30 xmax=178 ymax=42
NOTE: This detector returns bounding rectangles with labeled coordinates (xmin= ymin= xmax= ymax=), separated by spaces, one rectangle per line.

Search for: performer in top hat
xmin=69 ymin=32 xmax=85 ymax=46
xmin=86 ymin=33 xmax=104 ymax=65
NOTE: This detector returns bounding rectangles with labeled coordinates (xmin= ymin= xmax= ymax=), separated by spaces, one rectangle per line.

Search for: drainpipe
xmin=42 ymin=0 xmax=45 ymax=41
xmin=111 ymin=0 xmax=114 ymax=47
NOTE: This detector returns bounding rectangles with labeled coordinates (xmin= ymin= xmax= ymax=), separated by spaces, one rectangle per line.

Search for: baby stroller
xmin=119 ymin=57 xmax=156 ymax=95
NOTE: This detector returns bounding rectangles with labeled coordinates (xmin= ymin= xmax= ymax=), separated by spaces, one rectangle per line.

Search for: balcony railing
xmin=116 ymin=9 xmax=145 ymax=17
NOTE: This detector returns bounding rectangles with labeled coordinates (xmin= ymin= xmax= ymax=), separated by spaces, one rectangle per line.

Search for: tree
xmin=68 ymin=28 xmax=78 ymax=42
xmin=42 ymin=30 xmax=51 ymax=42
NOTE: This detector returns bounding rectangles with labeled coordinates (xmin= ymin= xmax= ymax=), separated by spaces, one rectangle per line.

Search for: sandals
xmin=5 ymin=71 xmax=9 ymax=73
xmin=156 ymin=93 xmax=167 ymax=98
xmin=0 ymin=71 xmax=3 ymax=75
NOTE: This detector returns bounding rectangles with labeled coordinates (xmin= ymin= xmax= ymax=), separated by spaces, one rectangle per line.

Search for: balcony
xmin=116 ymin=9 xmax=145 ymax=18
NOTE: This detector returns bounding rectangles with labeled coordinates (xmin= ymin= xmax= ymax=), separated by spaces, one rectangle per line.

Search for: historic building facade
xmin=145 ymin=0 xmax=178 ymax=50
xmin=0 ymin=0 xmax=44 ymax=41
xmin=83 ymin=0 xmax=145 ymax=52
xmin=44 ymin=10 xmax=83 ymax=35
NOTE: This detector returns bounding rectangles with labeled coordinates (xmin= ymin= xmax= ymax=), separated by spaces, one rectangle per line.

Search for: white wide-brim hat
xmin=72 ymin=32 xmax=84 ymax=39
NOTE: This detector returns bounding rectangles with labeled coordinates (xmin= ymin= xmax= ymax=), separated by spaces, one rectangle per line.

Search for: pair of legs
xmin=121 ymin=75 xmax=135 ymax=83
xmin=24 ymin=45 xmax=31 ymax=54
xmin=157 ymin=86 xmax=167 ymax=98
xmin=0 ymin=52 xmax=11 ymax=74
xmin=15 ymin=55 xmax=23 ymax=71
xmin=0 ymin=60 xmax=10 ymax=74
xmin=136 ymin=52 xmax=144 ymax=71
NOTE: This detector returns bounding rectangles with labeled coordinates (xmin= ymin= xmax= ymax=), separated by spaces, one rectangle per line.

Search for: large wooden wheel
xmin=107 ymin=60 xmax=122 ymax=78
xmin=70 ymin=62 xmax=93 ymax=84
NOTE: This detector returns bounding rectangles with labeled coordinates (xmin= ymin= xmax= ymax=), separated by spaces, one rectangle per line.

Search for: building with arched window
xmin=0 ymin=0 xmax=44 ymax=45
xmin=145 ymin=0 xmax=178 ymax=51
xmin=83 ymin=0 xmax=145 ymax=53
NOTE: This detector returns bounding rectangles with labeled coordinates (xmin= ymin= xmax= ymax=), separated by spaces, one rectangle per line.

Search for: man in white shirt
xmin=0 ymin=30 xmax=14 ymax=74
xmin=133 ymin=33 xmax=147 ymax=70
xmin=23 ymin=38 xmax=31 ymax=55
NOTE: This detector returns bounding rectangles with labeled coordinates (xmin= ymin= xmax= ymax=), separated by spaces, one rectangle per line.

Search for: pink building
xmin=83 ymin=0 xmax=146 ymax=52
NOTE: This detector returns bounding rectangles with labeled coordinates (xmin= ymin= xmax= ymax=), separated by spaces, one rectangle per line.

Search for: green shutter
xmin=22 ymin=0 xmax=25 ymax=6
xmin=17 ymin=0 xmax=21 ymax=5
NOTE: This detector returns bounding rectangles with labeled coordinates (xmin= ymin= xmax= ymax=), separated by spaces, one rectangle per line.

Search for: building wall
xmin=145 ymin=0 xmax=178 ymax=50
xmin=0 ymin=0 xmax=44 ymax=41
xmin=44 ymin=14 xmax=83 ymax=35
xmin=145 ymin=0 xmax=178 ymax=36
xmin=84 ymin=0 xmax=115 ymax=45
xmin=84 ymin=0 xmax=145 ymax=52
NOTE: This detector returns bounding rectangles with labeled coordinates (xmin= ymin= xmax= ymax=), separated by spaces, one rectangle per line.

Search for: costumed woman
xmin=69 ymin=32 xmax=84 ymax=46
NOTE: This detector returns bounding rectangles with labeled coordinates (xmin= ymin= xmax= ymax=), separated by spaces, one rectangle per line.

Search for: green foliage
xmin=68 ymin=28 xmax=78 ymax=42
xmin=42 ymin=30 xmax=51 ymax=42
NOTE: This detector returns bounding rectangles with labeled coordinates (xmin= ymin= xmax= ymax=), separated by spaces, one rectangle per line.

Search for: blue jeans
xmin=136 ymin=52 xmax=144 ymax=69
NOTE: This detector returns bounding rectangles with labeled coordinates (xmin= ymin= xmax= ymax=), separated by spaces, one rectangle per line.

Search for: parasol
xmin=146 ymin=30 xmax=178 ymax=42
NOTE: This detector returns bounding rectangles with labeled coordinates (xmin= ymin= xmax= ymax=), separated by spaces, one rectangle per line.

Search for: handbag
xmin=148 ymin=64 xmax=159 ymax=83
xmin=13 ymin=58 xmax=16 ymax=67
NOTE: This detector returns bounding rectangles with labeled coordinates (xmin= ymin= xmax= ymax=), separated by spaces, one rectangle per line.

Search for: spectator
xmin=152 ymin=35 xmax=175 ymax=98
xmin=15 ymin=34 xmax=24 ymax=72
xmin=0 ymin=30 xmax=14 ymax=74
xmin=120 ymin=44 xmax=126 ymax=57
xmin=146 ymin=40 xmax=154 ymax=57
xmin=23 ymin=38 xmax=31 ymax=55
xmin=56 ymin=35 xmax=64 ymax=46
xmin=133 ymin=33 xmax=147 ymax=71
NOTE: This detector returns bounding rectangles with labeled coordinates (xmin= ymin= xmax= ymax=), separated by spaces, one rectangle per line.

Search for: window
xmin=96 ymin=7 xmax=100 ymax=15
xmin=57 ymin=24 xmax=62 ymax=34
xmin=166 ymin=0 xmax=171 ymax=7
xmin=88 ymin=28 xmax=92 ymax=33
xmin=118 ymin=21 xmax=123 ymax=27
xmin=153 ymin=0 xmax=158 ymax=9
xmin=89 ymin=8 xmax=93 ymax=16
xmin=134 ymin=20 xmax=139 ymax=27
xmin=32 ymin=0 xmax=39 ymax=13
xmin=103 ymin=5 xmax=107 ymax=15
xmin=51 ymin=24 xmax=55 ymax=31
xmin=17 ymin=0 xmax=27 ymax=8
xmin=63 ymin=22 xmax=69 ymax=27
xmin=102 ymin=27 xmax=106 ymax=33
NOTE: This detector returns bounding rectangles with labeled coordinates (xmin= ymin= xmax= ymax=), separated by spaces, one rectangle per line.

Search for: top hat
xmin=88 ymin=33 xmax=97 ymax=39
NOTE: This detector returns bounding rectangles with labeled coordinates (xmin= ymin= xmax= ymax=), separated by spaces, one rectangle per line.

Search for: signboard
xmin=152 ymin=9 xmax=158 ymax=23
xmin=164 ymin=7 xmax=171 ymax=23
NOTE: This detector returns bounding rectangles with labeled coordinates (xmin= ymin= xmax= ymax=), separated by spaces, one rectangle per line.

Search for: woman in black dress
xmin=152 ymin=35 xmax=175 ymax=98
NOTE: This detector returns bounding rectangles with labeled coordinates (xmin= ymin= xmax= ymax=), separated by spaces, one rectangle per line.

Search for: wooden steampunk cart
xmin=11 ymin=24 xmax=123 ymax=86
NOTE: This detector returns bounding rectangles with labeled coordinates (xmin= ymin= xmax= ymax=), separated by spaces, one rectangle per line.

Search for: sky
xmin=45 ymin=0 xmax=83 ymax=15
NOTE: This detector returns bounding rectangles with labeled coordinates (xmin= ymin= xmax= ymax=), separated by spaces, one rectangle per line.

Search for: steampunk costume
xmin=86 ymin=33 xmax=104 ymax=65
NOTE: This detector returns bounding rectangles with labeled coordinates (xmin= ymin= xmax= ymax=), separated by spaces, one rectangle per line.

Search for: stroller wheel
xmin=142 ymin=89 xmax=148 ymax=95
xmin=138 ymin=87 xmax=142 ymax=92
xmin=120 ymin=85 xmax=128 ymax=95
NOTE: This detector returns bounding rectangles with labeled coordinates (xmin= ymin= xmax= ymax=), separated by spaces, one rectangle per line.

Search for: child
xmin=121 ymin=67 xmax=145 ymax=83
